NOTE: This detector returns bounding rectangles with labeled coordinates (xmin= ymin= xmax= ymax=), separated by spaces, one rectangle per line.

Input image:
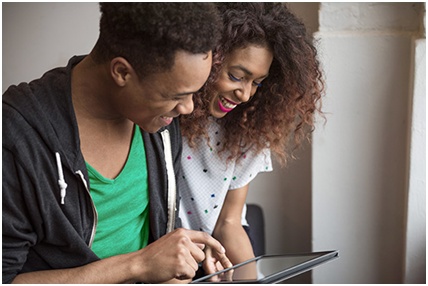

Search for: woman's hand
xmin=202 ymin=245 xmax=234 ymax=282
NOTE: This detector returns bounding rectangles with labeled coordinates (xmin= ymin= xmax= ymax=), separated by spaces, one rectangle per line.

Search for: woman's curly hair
xmin=180 ymin=2 xmax=325 ymax=166
xmin=92 ymin=3 xmax=221 ymax=79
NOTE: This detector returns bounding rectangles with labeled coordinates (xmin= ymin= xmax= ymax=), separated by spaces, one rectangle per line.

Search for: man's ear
xmin=110 ymin=57 xmax=135 ymax=87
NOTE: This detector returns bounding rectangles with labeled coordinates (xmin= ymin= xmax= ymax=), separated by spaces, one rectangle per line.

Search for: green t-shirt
xmin=87 ymin=126 xmax=150 ymax=259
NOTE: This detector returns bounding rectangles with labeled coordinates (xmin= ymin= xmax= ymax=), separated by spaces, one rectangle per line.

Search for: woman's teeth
xmin=220 ymin=96 xmax=237 ymax=109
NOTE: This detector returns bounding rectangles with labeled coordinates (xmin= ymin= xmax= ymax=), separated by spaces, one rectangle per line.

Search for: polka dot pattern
xmin=179 ymin=118 xmax=273 ymax=235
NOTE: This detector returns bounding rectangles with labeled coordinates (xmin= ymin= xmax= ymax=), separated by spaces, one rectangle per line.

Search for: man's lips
xmin=160 ymin=115 xmax=174 ymax=125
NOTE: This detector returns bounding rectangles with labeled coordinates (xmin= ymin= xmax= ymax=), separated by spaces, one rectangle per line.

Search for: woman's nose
xmin=235 ymin=82 xmax=255 ymax=103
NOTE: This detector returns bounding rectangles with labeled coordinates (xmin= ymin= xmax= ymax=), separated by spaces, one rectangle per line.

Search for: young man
xmin=2 ymin=3 xmax=231 ymax=283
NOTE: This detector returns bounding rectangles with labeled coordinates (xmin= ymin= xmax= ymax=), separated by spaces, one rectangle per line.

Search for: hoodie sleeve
xmin=2 ymin=148 xmax=38 ymax=283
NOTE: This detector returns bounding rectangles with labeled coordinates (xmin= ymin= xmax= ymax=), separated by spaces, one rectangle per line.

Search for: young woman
xmin=179 ymin=2 xmax=324 ymax=274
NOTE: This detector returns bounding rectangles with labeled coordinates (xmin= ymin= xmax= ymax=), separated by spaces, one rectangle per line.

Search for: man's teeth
xmin=220 ymin=97 xmax=237 ymax=109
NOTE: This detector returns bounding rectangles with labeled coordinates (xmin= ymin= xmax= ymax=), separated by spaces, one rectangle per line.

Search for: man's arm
xmin=12 ymin=228 xmax=229 ymax=284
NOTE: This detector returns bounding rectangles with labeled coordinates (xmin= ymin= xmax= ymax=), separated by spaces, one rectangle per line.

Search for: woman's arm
xmin=205 ymin=184 xmax=257 ymax=280
xmin=212 ymin=184 xmax=255 ymax=264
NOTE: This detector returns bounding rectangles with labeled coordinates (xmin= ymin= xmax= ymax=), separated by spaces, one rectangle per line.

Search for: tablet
xmin=191 ymin=250 xmax=339 ymax=284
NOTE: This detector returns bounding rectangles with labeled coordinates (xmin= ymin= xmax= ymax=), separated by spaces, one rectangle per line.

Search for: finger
xmin=195 ymin=243 xmax=205 ymax=250
xmin=173 ymin=257 xmax=198 ymax=281
xmin=171 ymin=235 xmax=204 ymax=275
xmin=214 ymin=254 xmax=234 ymax=281
xmin=174 ymin=229 xmax=207 ymax=264
xmin=183 ymin=246 xmax=204 ymax=271
xmin=216 ymin=253 xmax=233 ymax=270
xmin=212 ymin=260 xmax=234 ymax=282
xmin=225 ymin=271 xmax=234 ymax=281
xmin=201 ymin=247 xmax=214 ymax=273
xmin=208 ymin=274 xmax=221 ymax=282
xmin=202 ymin=257 xmax=217 ymax=275
xmin=185 ymin=229 xmax=226 ymax=255
xmin=224 ymin=266 xmax=234 ymax=281
xmin=205 ymin=261 xmax=221 ymax=283
xmin=216 ymin=260 xmax=225 ymax=271
xmin=187 ymin=242 xmax=206 ymax=264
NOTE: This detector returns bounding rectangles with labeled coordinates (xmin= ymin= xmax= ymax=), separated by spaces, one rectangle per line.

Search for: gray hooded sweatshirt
xmin=2 ymin=56 xmax=182 ymax=283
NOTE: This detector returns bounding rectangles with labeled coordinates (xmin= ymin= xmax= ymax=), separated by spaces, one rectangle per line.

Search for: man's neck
xmin=72 ymin=55 xmax=120 ymax=121
xmin=71 ymin=55 xmax=135 ymax=179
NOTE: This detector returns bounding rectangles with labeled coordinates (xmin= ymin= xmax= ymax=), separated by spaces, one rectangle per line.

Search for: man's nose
xmin=176 ymin=94 xmax=194 ymax=115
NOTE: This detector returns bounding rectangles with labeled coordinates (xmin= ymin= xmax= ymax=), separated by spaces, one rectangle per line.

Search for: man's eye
xmin=175 ymin=94 xmax=193 ymax=101
xmin=228 ymin=73 xmax=242 ymax=82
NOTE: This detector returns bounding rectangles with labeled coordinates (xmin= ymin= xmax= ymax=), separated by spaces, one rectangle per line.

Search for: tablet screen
xmin=191 ymin=251 xmax=338 ymax=284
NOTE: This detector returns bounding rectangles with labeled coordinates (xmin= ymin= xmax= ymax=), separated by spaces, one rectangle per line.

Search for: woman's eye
xmin=253 ymin=81 xmax=262 ymax=87
xmin=228 ymin=73 xmax=242 ymax=82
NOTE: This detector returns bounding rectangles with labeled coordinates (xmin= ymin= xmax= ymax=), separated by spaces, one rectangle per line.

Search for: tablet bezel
xmin=191 ymin=250 xmax=339 ymax=284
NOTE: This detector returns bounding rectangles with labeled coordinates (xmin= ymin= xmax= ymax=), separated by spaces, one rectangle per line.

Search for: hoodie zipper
xmin=161 ymin=129 xmax=176 ymax=234
xmin=75 ymin=169 xmax=98 ymax=248
xmin=55 ymin=152 xmax=98 ymax=247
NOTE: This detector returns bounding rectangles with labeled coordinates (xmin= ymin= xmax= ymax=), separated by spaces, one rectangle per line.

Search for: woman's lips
xmin=218 ymin=96 xmax=238 ymax=113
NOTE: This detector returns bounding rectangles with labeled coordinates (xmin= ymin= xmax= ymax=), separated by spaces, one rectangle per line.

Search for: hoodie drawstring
xmin=55 ymin=152 xmax=68 ymax=204
xmin=161 ymin=129 xmax=177 ymax=234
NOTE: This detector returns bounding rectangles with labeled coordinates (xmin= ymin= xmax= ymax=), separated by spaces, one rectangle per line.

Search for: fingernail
xmin=221 ymin=246 xmax=226 ymax=253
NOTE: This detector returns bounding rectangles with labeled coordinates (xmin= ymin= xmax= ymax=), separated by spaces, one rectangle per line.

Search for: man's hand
xmin=11 ymin=228 xmax=228 ymax=284
xmin=135 ymin=228 xmax=230 ymax=283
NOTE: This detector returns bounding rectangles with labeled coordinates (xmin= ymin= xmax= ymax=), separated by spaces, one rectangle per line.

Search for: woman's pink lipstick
xmin=218 ymin=96 xmax=238 ymax=113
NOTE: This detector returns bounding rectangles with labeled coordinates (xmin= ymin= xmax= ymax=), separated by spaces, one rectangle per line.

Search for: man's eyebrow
xmin=174 ymin=90 xmax=199 ymax=97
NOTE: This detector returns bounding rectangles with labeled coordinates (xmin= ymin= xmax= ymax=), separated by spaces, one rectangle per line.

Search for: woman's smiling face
xmin=209 ymin=45 xmax=273 ymax=118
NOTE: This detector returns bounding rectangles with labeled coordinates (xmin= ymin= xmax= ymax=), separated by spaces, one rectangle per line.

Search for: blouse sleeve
xmin=229 ymin=147 xmax=273 ymax=190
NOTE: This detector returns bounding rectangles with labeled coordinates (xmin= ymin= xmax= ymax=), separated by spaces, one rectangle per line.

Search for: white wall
xmin=312 ymin=3 xmax=425 ymax=283
xmin=404 ymin=19 xmax=426 ymax=283
xmin=2 ymin=2 xmax=99 ymax=92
